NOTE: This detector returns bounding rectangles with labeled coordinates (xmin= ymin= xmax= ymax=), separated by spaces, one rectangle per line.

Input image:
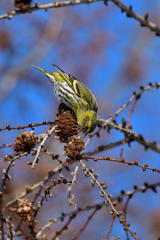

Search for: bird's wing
xmin=53 ymin=64 xmax=98 ymax=112
xmin=73 ymin=79 xmax=98 ymax=112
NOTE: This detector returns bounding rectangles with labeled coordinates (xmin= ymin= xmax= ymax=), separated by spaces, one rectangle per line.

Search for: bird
xmin=33 ymin=64 xmax=98 ymax=136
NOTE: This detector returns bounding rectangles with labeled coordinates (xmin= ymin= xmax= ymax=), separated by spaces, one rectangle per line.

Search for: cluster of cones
xmin=55 ymin=103 xmax=85 ymax=162
xmin=13 ymin=103 xmax=85 ymax=162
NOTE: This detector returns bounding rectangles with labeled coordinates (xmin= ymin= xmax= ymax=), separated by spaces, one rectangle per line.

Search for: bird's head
xmin=77 ymin=110 xmax=97 ymax=137
xmin=33 ymin=64 xmax=72 ymax=84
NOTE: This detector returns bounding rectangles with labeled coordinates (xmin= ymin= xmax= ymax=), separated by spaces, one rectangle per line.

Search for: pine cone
xmin=16 ymin=198 xmax=35 ymax=221
xmin=13 ymin=130 xmax=38 ymax=153
xmin=64 ymin=135 xmax=85 ymax=160
xmin=54 ymin=104 xmax=80 ymax=143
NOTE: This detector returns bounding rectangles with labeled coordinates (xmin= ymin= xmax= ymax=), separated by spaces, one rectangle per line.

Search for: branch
xmin=36 ymin=181 xmax=160 ymax=238
xmin=83 ymin=155 xmax=160 ymax=173
xmin=0 ymin=121 xmax=53 ymax=132
xmin=84 ymin=139 xmax=131 ymax=156
xmin=97 ymin=117 xmax=160 ymax=153
xmin=0 ymin=0 xmax=103 ymax=20
xmin=1 ymin=0 xmax=160 ymax=37
xmin=31 ymin=125 xmax=55 ymax=169
xmin=110 ymin=0 xmax=160 ymax=36
xmin=108 ymin=82 xmax=160 ymax=120
xmin=80 ymin=160 xmax=119 ymax=215
xmin=72 ymin=208 xmax=99 ymax=240
xmin=5 ymin=162 xmax=65 ymax=208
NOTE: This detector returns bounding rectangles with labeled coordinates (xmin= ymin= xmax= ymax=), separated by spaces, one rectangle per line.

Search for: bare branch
xmin=32 ymin=125 xmax=55 ymax=169
xmin=97 ymin=117 xmax=160 ymax=153
xmin=36 ymin=181 xmax=160 ymax=238
xmin=84 ymin=139 xmax=131 ymax=156
xmin=1 ymin=0 xmax=160 ymax=37
xmin=0 ymin=0 xmax=103 ymax=20
xmin=110 ymin=0 xmax=160 ymax=36
xmin=83 ymin=155 xmax=160 ymax=173
xmin=108 ymin=82 xmax=160 ymax=120
xmin=5 ymin=162 xmax=64 ymax=208
xmin=80 ymin=160 xmax=119 ymax=215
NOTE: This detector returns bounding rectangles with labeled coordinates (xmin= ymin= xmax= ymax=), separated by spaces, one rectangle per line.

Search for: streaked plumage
xmin=33 ymin=64 xmax=98 ymax=135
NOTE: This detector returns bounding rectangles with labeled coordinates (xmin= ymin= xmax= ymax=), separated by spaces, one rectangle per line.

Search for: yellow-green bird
xmin=33 ymin=64 xmax=98 ymax=136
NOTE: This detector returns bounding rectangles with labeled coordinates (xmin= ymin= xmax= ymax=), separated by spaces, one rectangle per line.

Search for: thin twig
xmin=67 ymin=165 xmax=79 ymax=210
xmin=84 ymin=139 xmax=131 ymax=156
xmin=0 ymin=159 xmax=15 ymax=240
xmin=108 ymin=82 xmax=159 ymax=120
xmin=87 ymin=82 xmax=160 ymax=148
xmin=52 ymin=215 xmax=75 ymax=240
xmin=104 ymin=193 xmax=126 ymax=240
xmin=80 ymin=160 xmax=119 ymax=215
xmin=1 ymin=0 xmax=160 ymax=37
xmin=83 ymin=155 xmax=160 ymax=173
xmin=32 ymin=125 xmax=55 ymax=169
xmin=123 ymin=196 xmax=132 ymax=240
xmin=68 ymin=165 xmax=79 ymax=193
xmin=0 ymin=0 xmax=103 ymax=20
xmin=0 ymin=121 xmax=53 ymax=132
xmin=120 ymin=99 xmax=138 ymax=158
xmin=110 ymin=0 xmax=160 ymax=36
xmin=72 ymin=208 xmax=99 ymax=240
xmin=0 ymin=143 xmax=13 ymax=149
xmin=36 ymin=181 xmax=160 ymax=238
xmin=5 ymin=162 xmax=64 ymax=208
xmin=97 ymin=117 xmax=160 ymax=153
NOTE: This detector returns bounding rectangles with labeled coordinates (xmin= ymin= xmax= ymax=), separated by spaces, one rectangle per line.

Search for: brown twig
xmin=83 ymin=155 xmax=160 ymax=173
xmin=31 ymin=178 xmax=71 ymax=238
xmin=0 ymin=192 xmax=4 ymax=240
xmin=97 ymin=117 xmax=160 ymax=154
xmin=104 ymin=193 xmax=126 ymax=240
xmin=109 ymin=0 xmax=160 ymax=36
xmin=80 ymin=160 xmax=119 ymax=215
xmin=123 ymin=196 xmax=132 ymax=240
xmin=0 ymin=159 xmax=15 ymax=240
xmin=0 ymin=143 xmax=13 ymax=149
xmin=5 ymin=162 xmax=66 ymax=208
xmin=86 ymin=82 xmax=160 ymax=148
xmin=72 ymin=208 xmax=99 ymax=240
xmin=1 ymin=0 xmax=160 ymax=37
xmin=84 ymin=138 xmax=132 ymax=156
xmin=31 ymin=186 xmax=43 ymax=205
xmin=36 ymin=181 xmax=159 ymax=238
xmin=108 ymin=82 xmax=160 ymax=120
xmin=120 ymin=99 xmax=138 ymax=158
xmin=52 ymin=215 xmax=75 ymax=240
xmin=0 ymin=121 xmax=53 ymax=132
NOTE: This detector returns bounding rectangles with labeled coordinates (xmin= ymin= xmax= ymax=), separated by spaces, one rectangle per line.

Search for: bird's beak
xmin=82 ymin=132 xmax=87 ymax=139
xmin=32 ymin=65 xmax=49 ymax=75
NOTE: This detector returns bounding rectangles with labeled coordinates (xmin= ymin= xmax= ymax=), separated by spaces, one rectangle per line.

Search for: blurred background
xmin=1 ymin=0 xmax=160 ymax=239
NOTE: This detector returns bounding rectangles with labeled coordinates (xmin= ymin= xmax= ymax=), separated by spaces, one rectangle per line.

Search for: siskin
xmin=33 ymin=64 xmax=98 ymax=136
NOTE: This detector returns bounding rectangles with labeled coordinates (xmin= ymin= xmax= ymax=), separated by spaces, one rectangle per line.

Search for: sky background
xmin=1 ymin=0 xmax=160 ymax=239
